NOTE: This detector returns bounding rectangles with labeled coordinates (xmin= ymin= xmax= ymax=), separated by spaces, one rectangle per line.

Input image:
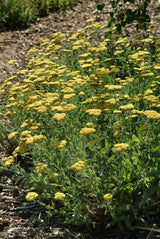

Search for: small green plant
xmin=0 ymin=0 xmax=75 ymax=29
xmin=0 ymin=19 xmax=160 ymax=232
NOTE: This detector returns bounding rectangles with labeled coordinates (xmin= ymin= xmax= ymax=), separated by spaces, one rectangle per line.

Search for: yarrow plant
xmin=0 ymin=18 xmax=160 ymax=233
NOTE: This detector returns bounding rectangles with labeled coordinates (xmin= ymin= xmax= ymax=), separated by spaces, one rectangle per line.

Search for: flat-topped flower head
xmin=54 ymin=192 xmax=66 ymax=200
xmin=85 ymin=109 xmax=102 ymax=116
xmin=103 ymin=193 xmax=113 ymax=200
xmin=26 ymin=192 xmax=38 ymax=201
xmin=71 ymin=161 xmax=85 ymax=171
xmin=80 ymin=127 xmax=96 ymax=135
xmin=113 ymin=143 xmax=129 ymax=152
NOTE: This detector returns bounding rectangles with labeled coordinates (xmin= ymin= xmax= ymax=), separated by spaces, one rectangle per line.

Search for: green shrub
xmin=0 ymin=20 xmax=160 ymax=231
xmin=96 ymin=0 xmax=152 ymax=34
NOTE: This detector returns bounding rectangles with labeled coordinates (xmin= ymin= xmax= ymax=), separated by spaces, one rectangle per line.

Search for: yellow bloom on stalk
xmin=85 ymin=109 xmax=102 ymax=116
xmin=71 ymin=161 xmax=85 ymax=171
xmin=53 ymin=113 xmax=66 ymax=121
xmin=26 ymin=192 xmax=38 ymax=201
xmin=3 ymin=156 xmax=15 ymax=166
xmin=79 ymin=53 xmax=91 ymax=58
xmin=113 ymin=110 xmax=122 ymax=114
xmin=113 ymin=143 xmax=129 ymax=152
xmin=86 ymin=122 xmax=93 ymax=127
xmin=54 ymin=192 xmax=66 ymax=200
xmin=36 ymin=106 xmax=48 ymax=114
xmin=8 ymin=131 xmax=18 ymax=140
xmin=57 ymin=140 xmax=67 ymax=149
xmin=114 ymin=50 xmax=124 ymax=56
xmin=80 ymin=127 xmax=96 ymax=135
xmin=63 ymin=104 xmax=77 ymax=112
xmin=63 ymin=93 xmax=75 ymax=100
xmin=32 ymin=135 xmax=46 ymax=143
xmin=78 ymin=91 xmax=85 ymax=96
xmin=143 ymin=110 xmax=160 ymax=120
xmin=119 ymin=104 xmax=134 ymax=111
xmin=141 ymin=72 xmax=154 ymax=77
xmin=35 ymin=163 xmax=47 ymax=174
xmin=49 ymin=173 xmax=59 ymax=180
xmin=105 ymin=85 xmax=123 ymax=91
xmin=113 ymin=130 xmax=121 ymax=138
xmin=141 ymin=38 xmax=153 ymax=43
xmin=7 ymin=60 xmax=16 ymax=65
xmin=103 ymin=193 xmax=113 ymax=200
xmin=86 ymin=18 xmax=94 ymax=24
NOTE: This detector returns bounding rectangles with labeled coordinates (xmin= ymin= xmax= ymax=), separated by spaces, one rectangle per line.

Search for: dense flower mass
xmin=1 ymin=17 xmax=160 ymax=230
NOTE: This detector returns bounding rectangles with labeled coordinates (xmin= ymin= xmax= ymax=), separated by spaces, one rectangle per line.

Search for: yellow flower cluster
xmin=57 ymin=140 xmax=67 ymax=149
xmin=3 ymin=156 xmax=15 ymax=166
xmin=113 ymin=143 xmax=129 ymax=152
xmin=54 ymin=192 xmax=66 ymax=200
xmin=70 ymin=161 xmax=85 ymax=171
xmin=35 ymin=163 xmax=47 ymax=173
xmin=103 ymin=193 xmax=113 ymax=200
xmin=26 ymin=192 xmax=38 ymax=201
xmin=85 ymin=109 xmax=102 ymax=116
xmin=49 ymin=173 xmax=59 ymax=179
xmin=80 ymin=127 xmax=96 ymax=135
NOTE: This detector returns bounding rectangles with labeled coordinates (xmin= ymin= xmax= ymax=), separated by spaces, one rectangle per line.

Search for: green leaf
xmin=97 ymin=3 xmax=105 ymax=11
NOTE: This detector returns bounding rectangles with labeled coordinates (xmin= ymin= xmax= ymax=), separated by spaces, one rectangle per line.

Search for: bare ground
xmin=0 ymin=0 xmax=160 ymax=238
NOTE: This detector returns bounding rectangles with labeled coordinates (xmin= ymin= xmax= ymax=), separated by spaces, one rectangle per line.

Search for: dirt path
xmin=0 ymin=0 xmax=160 ymax=238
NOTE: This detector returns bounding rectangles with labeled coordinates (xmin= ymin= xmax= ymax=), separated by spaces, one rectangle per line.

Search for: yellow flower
xmin=80 ymin=127 xmax=96 ymax=135
xmin=70 ymin=161 xmax=85 ymax=171
xmin=141 ymin=38 xmax=153 ymax=43
xmin=33 ymin=135 xmax=46 ymax=143
xmin=7 ymin=60 xmax=16 ymax=65
xmin=86 ymin=18 xmax=94 ymax=24
xmin=113 ymin=130 xmax=121 ymax=138
xmin=105 ymin=85 xmax=123 ymax=91
xmin=78 ymin=91 xmax=85 ymax=96
xmin=119 ymin=104 xmax=134 ymax=111
xmin=143 ymin=110 xmax=160 ymax=120
xmin=8 ymin=132 xmax=18 ymax=140
xmin=113 ymin=110 xmax=122 ymax=114
xmin=85 ymin=109 xmax=102 ymax=116
xmin=53 ymin=113 xmax=66 ymax=121
xmin=49 ymin=173 xmax=59 ymax=179
xmin=57 ymin=140 xmax=67 ymax=149
xmin=114 ymin=50 xmax=124 ymax=56
xmin=35 ymin=163 xmax=47 ymax=173
xmin=3 ymin=156 xmax=15 ymax=166
xmin=141 ymin=72 xmax=154 ymax=77
xmin=63 ymin=93 xmax=75 ymax=100
xmin=103 ymin=193 xmax=113 ymax=200
xmin=86 ymin=122 xmax=93 ymax=127
xmin=113 ymin=143 xmax=129 ymax=152
xmin=54 ymin=192 xmax=66 ymax=200
xmin=26 ymin=192 xmax=38 ymax=201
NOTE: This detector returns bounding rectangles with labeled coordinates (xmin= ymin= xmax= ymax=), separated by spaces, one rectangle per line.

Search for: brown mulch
xmin=0 ymin=0 xmax=160 ymax=238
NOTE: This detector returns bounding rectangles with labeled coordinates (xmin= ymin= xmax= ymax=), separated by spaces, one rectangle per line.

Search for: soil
xmin=0 ymin=0 xmax=160 ymax=238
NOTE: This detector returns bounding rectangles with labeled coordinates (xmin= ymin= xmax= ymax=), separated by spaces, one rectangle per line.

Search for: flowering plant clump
xmin=0 ymin=18 xmax=160 ymax=232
